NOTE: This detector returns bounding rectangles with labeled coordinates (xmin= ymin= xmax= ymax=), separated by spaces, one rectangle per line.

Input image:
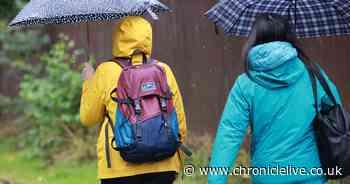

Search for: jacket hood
xmin=248 ymin=41 xmax=305 ymax=89
xmin=112 ymin=16 xmax=152 ymax=64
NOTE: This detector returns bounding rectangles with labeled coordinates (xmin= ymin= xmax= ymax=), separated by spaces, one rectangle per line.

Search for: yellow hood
xmin=112 ymin=16 xmax=152 ymax=63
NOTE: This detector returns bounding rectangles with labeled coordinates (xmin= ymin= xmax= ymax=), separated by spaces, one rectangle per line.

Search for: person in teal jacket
xmin=208 ymin=14 xmax=341 ymax=184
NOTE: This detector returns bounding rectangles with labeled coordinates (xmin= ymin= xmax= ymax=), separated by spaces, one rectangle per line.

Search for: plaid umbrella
xmin=9 ymin=0 xmax=169 ymax=28
xmin=206 ymin=0 xmax=350 ymax=38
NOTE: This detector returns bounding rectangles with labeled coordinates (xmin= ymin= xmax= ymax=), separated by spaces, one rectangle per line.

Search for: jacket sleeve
xmin=80 ymin=64 xmax=108 ymax=127
xmin=160 ymin=63 xmax=187 ymax=143
xmin=208 ymin=77 xmax=250 ymax=184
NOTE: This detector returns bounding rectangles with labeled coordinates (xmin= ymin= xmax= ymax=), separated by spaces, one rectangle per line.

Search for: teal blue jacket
xmin=208 ymin=41 xmax=341 ymax=184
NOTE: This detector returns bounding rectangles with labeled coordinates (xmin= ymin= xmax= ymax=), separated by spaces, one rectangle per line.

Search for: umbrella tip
xmin=147 ymin=8 xmax=159 ymax=20
xmin=7 ymin=23 xmax=17 ymax=30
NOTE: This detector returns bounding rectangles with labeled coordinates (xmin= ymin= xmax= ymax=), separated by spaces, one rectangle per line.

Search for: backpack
xmin=307 ymin=64 xmax=350 ymax=179
xmin=109 ymin=57 xmax=182 ymax=164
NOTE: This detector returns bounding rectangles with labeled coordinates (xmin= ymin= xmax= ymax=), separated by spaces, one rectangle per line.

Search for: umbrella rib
xmin=11 ymin=13 xmax=135 ymax=27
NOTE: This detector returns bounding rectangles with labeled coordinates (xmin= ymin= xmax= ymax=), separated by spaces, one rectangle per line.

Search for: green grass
xmin=0 ymin=136 xmax=250 ymax=184
xmin=0 ymin=139 xmax=98 ymax=184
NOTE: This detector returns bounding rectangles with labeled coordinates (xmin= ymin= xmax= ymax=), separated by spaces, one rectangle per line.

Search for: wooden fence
xmin=3 ymin=0 xmax=350 ymax=134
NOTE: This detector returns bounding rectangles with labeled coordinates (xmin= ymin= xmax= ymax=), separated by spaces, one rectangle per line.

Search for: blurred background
xmin=0 ymin=0 xmax=349 ymax=184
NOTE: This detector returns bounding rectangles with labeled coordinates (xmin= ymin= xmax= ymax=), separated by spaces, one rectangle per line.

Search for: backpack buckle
xmin=134 ymin=99 xmax=142 ymax=115
xmin=160 ymin=98 xmax=167 ymax=112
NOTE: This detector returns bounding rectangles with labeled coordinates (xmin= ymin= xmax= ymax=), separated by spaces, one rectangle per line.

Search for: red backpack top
xmin=112 ymin=58 xmax=174 ymax=123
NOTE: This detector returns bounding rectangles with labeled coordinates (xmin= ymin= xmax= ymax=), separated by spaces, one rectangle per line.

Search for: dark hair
xmin=242 ymin=14 xmax=312 ymax=75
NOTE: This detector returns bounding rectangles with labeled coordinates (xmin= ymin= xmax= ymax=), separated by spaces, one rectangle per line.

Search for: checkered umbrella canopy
xmin=9 ymin=0 xmax=169 ymax=28
xmin=206 ymin=0 xmax=350 ymax=38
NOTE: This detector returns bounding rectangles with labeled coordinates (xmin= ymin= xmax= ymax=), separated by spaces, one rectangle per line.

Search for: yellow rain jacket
xmin=80 ymin=16 xmax=187 ymax=179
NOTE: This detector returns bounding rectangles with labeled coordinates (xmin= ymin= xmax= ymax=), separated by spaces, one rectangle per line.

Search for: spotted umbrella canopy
xmin=9 ymin=0 xmax=170 ymax=28
xmin=206 ymin=0 xmax=350 ymax=38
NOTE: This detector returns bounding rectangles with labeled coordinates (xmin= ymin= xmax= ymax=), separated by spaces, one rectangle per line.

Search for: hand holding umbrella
xmin=81 ymin=62 xmax=95 ymax=81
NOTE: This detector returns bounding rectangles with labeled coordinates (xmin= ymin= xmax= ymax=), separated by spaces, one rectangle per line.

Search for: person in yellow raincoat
xmin=80 ymin=16 xmax=187 ymax=184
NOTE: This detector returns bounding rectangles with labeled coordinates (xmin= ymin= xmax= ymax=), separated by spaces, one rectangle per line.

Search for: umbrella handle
xmin=214 ymin=24 xmax=219 ymax=35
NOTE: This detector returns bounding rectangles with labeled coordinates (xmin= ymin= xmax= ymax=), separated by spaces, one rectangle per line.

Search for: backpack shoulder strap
xmin=111 ymin=57 xmax=158 ymax=67
xmin=306 ymin=66 xmax=319 ymax=112
xmin=110 ymin=57 xmax=131 ymax=68
xmin=149 ymin=58 xmax=158 ymax=64
xmin=311 ymin=64 xmax=337 ymax=105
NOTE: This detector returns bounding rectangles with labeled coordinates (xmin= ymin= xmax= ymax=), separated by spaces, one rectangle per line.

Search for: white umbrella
xmin=9 ymin=0 xmax=170 ymax=28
